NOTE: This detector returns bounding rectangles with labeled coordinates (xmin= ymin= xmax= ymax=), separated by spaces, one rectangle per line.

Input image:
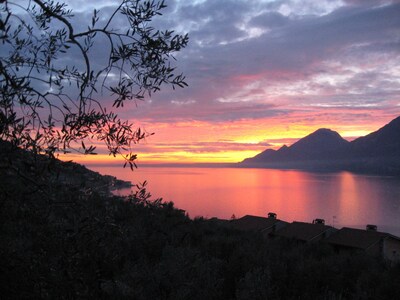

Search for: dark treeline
xmin=1 ymin=145 xmax=399 ymax=299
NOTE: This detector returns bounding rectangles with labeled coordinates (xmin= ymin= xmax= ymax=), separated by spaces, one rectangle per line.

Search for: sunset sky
xmin=58 ymin=0 xmax=400 ymax=164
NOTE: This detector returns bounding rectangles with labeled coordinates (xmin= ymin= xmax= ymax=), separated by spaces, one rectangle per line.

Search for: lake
xmin=90 ymin=166 xmax=400 ymax=236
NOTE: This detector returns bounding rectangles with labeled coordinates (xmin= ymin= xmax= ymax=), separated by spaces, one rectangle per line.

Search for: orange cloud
xmin=60 ymin=111 xmax=399 ymax=165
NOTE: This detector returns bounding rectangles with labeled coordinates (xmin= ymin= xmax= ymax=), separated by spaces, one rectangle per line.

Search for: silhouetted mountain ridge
xmin=241 ymin=116 xmax=400 ymax=175
xmin=285 ymin=128 xmax=350 ymax=160
xmin=351 ymin=116 xmax=400 ymax=157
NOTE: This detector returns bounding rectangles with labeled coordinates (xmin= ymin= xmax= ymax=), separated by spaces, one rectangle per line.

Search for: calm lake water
xmin=90 ymin=166 xmax=400 ymax=236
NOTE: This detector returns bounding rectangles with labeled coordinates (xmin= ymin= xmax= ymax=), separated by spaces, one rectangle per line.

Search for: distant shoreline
xmin=84 ymin=161 xmax=400 ymax=177
xmin=84 ymin=162 xmax=236 ymax=168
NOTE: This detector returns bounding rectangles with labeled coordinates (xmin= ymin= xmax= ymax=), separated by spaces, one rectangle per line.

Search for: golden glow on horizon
xmin=59 ymin=115 xmax=395 ymax=165
xmin=341 ymin=130 xmax=374 ymax=139
xmin=62 ymin=150 xmax=262 ymax=164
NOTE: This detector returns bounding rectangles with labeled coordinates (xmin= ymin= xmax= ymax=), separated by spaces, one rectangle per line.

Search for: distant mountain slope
xmin=278 ymin=128 xmax=350 ymax=160
xmin=351 ymin=116 xmax=400 ymax=157
xmin=242 ymin=128 xmax=350 ymax=163
xmin=241 ymin=116 xmax=400 ymax=175
xmin=0 ymin=140 xmax=132 ymax=194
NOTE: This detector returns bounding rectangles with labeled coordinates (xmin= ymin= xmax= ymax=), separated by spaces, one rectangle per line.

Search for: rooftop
xmin=230 ymin=215 xmax=284 ymax=231
xmin=273 ymin=221 xmax=336 ymax=242
xmin=325 ymin=227 xmax=400 ymax=250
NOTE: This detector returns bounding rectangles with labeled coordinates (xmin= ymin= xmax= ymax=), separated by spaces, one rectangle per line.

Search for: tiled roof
xmin=325 ymin=227 xmax=399 ymax=250
xmin=273 ymin=221 xmax=335 ymax=242
xmin=230 ymin=215 xmax=283 ymax=231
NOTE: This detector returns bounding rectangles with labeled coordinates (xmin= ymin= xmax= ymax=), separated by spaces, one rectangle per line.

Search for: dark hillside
xmin=287 ymin=128 xmax=350 ymax=159
xmin=351 ymin=116 xmax=400 ymax=157
xmin=242 ymin=128 xmax=350 ymax=164
xmin=1 ymin=143 xmax=399 ymax=299
xmin=0 ymin=140 xmax=131 ymax=195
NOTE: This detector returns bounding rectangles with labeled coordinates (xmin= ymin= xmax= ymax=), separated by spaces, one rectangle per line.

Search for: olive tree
xmin=0 ymin=0 xmax=188 ymax=169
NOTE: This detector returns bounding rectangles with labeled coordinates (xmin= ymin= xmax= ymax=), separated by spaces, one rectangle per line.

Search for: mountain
xmin=351 ymin=116 xmax=400 ymax=157
xmin=0 ymin=140 xmax=132 ymax=194
xmin=242 ymin=128 xmax=350 ymax=164
xmin=278 ymin=128 xmax=350 ymax=160
xmin=241 ymin=116 xmax=400 ymax=175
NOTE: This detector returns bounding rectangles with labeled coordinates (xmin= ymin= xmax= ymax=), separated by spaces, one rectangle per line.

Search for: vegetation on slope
xmin=1 ymin=144 xmax=399 ymax=299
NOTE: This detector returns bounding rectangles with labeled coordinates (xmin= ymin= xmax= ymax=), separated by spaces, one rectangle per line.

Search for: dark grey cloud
xmin=343 ymin=0 xmax=399 ymax=6
xmin=177 ymin=0 xmax=250 ymax=45
xmin=39 ymin=0 xmax=400 ymax=123
xmin=4 ymin=0 xmax=399 ymax=126
xmin=125 ymin=100 xmax=287 ymax=123
xmin=250 ymin=12 xmax=290 ymax=29
xmin=137 ymin=0 xmax=400 ymax=123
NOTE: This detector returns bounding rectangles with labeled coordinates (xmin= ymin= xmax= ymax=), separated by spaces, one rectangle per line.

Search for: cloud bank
xmin=9 ymin=0 xmax=400 ymax=162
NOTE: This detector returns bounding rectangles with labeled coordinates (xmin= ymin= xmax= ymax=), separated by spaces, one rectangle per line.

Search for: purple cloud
xmin=4 ymin=0 xmax=400 ymax=161
xmin=128 ymin=1 xmax=399 ymax=124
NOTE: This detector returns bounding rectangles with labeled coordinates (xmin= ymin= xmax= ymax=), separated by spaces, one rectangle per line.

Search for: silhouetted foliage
xmin=0 ymin=0 xmax=188 ymax=168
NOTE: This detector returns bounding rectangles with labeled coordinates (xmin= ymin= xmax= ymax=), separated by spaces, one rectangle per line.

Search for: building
xmin=325 ymin=226 xmax=400 ymax=261
xmin=272 ymin=220 xmax=337 ymax=242
xmin=229 ymin=213 xmax=288 ymax=237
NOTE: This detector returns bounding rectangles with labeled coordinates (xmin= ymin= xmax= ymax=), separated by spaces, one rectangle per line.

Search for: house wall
xmin=366 ymin=242 xmax=380 ymax=257
xmin=310 ymin=227 xmax=338 ymax=243
xmin=383 ymin=237 xmax=400 ymax=261
xmin=262 ymin=221 xmax=288 ymax=238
